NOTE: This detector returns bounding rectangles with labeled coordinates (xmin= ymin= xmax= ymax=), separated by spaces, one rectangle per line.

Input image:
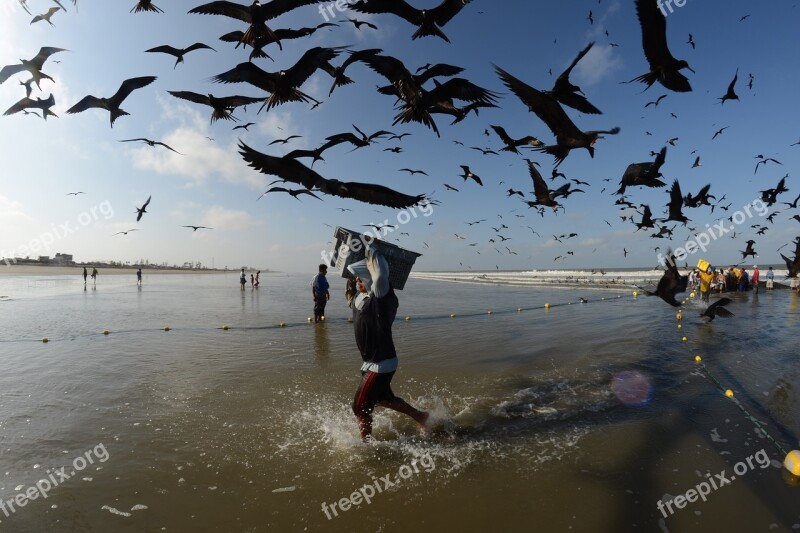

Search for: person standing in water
xmin=91 ymin=267 xmax=98 ymax=286
xmin=698 ymin=265 xmax=715 ymax=303
xmin=766 ymin=267 xmax=775 ymax=290
xmin=239 ymin=268 xmax=246 ymax=291
xmin=255 ymin=270 xmax=260 ymax=289
xmin=136 ymin=268 xmax=142 ymax=286
xmin=751 ymin=266 xmax=760 ymax=294
xmin=311 ymin=264 xmax=330 ymax=323
xmin=83 ymin=266 xmax=88 ymax=285
xmin=345 ymin=250 xmax=428 ymax=441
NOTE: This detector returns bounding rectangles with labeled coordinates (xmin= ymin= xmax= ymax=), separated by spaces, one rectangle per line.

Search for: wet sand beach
xmin=0 ymin=271 xmax=798 ymax=532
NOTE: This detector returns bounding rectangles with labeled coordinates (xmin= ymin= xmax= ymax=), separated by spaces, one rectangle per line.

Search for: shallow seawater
xmin=0 ymin=271 xmax=798 ymax=532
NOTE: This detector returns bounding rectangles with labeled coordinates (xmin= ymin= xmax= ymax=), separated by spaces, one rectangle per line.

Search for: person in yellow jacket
xmin=698 ymin=266 xmax=715 ymax=302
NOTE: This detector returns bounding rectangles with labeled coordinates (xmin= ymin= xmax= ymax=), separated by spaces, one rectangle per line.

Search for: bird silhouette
xmin=181 ymin=225 xmax=213 ymax=231
xmin=740 ymin=239 xmax=757 ymax=260
xmin=351 ymin=0 xmax=472 ymax=43
xmin=68 ymin=76 xmax=156 ymax=127
xmin=257 ymin=187 xmax=321 ymax=201
xmin=3 ymin=94 xmax=57 ymax=120
xmin=548 ymin=42 xmax=602 ymax=114
xmin=664 ymin=180 xmax=690 ymax=224
xmin=616 ymin=147 xmax=667 ymax=195
xmin=239 ymin=142 xmax=428 ymax=208
xmin=167 ymin=91 xmax=263 ymax=123
xmin=131 ymin=0 xmax=163 ymax=13
xmin=639 ymin=251 xmax=688 ymax=307
xmin=459 ymin=165 xmax=482 ymax=186
xmin=496 ymin=66 xmax=619 ymax=166
xmin=718 ymin=68 xmax=739 ymax=104
xmin=135 ymin=195 xmax=152 ymax=222
xmin=0 ymin=47 xmax=66 ymax=90
xmin=700 ymin=298 xmax=734 ymax=322
xmin=490 ymin=125 xmax=543 ymax=154
xmin=232 ymin=122 xmax=256 ymax=131
xmin=31 ymin=6 xmax=60 ymax=25
xmin=399 ymin=168 xmax=428 ymax=176
xmin=145 ymin=42 xmax=215 ymax=68
xmin=341 ymin=17 xmax=377 ymax=30
xmin=631 ymin=0 xmax=694 ymax=92
xmin=119 ymin=138 xmax=182 ymax=154
xmin=112 ymin=229 xmax=138 ymax=236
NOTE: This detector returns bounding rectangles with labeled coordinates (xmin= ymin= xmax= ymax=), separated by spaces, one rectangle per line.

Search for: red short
xmin=352 ymin=371 xmax=396 ymax=419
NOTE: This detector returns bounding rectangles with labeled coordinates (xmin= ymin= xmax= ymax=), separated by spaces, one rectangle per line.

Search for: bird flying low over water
xmin=135 ymin=195 xmax=152 ymax=222
xmin=740 ymin=239 xmax=757 ymax=260
xmin=640 ymin=251 xmax=688 ymax=307
xmin=701 ymin=298 xmax=734 ymax=321
xmin=495 ymin=65 xmax=619 ymax=166
xmin=189 ymin=0 xmax=321 ymax=50
xmin=145 ymin=42 xmax=216 ymax=68
xmin=631 ymin=0 xmax=694 ymax=92
xmin=67 ymin=76 xmax=156 ymax=127
xmin=167 ymin=91 xmax=263 ymax=123
xmin=350 ymin=0 xmax=473 ymax=43
xmin=3 ymin=94 xmax=57 ymax=120
xmin=0 ymin=47 xmax=67 ymax=90
xmin=238 ymin=142 xmax=429 ymax=209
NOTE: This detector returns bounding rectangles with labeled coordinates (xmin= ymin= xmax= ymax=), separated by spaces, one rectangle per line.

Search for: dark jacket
xmin=351 ymin=286 xmax=398 ymax=364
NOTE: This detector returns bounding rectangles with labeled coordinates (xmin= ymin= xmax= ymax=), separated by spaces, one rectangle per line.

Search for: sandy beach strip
xmin=0 ymin=264 xmax=233 ymax=277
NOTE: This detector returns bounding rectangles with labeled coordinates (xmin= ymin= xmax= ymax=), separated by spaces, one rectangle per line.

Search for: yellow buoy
xmin=279 ymin=322 xmax=286 ymax=327
xmin=164 ymin=326 xmax=170 ymax=331
xmin=517 ymin=307 xmax=523 ymax=312
xmin=307 ymin=317 xmax=313 ymax=322
xmin=676 ymin=313 xmax=682 ymax=320
xmin=223 ymin=325 xmax=230 ymax=330
xmin=544 ymin=303 xmax=550 ymax=309
xmin=450 ymin=313 xmax=456 ymax=318
xmin=690 ymin=292 xmax=696 ymax=298
xmin=784 ymin=450 xmax=800 ymax=477
xmin=42 ymin=337 xmax=49 ymax=343
xmin=681 ymin=336 xmax=687 ymax=342
xmin=632 ymin=291 xmax=638 ymax=297
xmin=677 ymin=324 xmax=682 ymax=329
xmin=725 ymin=389 xmax=734 ymax=398
xmin=320 ymin=316 xmax=325 ymax=321
xmin=103 ymin=330 xmax=110 ymax=335
xmin=405 ymin=316 xmax=411 ymax=321
xmin=695 ymin=355 xmax=702 ymax=363
xmin=487 ymin=310 xmax=493 ymax=314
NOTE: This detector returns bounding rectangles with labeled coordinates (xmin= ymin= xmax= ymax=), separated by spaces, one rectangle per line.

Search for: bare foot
xmin=417 ymin=412 xmax=430 ymax=435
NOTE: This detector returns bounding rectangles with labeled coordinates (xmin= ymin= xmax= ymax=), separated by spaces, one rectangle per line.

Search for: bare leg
xmin=379 ymin=397 xmax=429 ymax=431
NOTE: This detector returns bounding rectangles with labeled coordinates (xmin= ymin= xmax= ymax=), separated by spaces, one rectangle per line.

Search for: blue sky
xmin=1 ymin=1 xmax=799 ymax=272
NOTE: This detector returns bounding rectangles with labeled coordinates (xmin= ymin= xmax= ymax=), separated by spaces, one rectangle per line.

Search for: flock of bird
xmin=2 ymin=0 xmax=799 ymax=300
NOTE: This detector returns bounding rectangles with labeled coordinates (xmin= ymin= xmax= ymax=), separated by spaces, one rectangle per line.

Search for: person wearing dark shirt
xmin=345 ymin=251 xmax=428 ymax=441
xmin=311 ymin=264 xmax=330 ymax=323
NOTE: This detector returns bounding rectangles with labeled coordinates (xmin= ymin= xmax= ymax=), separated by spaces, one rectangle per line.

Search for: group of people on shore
xmin=690 ymin=264 xmax=791 ymax=302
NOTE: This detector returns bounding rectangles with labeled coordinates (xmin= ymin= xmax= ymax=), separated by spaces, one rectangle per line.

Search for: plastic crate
xmin=330 ymin=226 xmax=421 ymax=290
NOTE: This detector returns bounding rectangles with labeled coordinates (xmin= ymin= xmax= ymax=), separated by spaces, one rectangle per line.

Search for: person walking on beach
xmin=716 ymin=269 xmax=726 ymax=294
xmin=345 ymin=250 xmax=428 ymax=441
xmin=751 ymin=266 xmax=760 ymax=294
xmin=250 ymin=273 xmax=255 ymax=289
xmin=311 ymin=264 xmax=330 ymax=323
xmin=136 ymin=268 xmax=142 ymax=286
xmin=739 ymin=268 xmax=749 ymax=292
xmin=91 ymin=267 xmax=98 ymax=285
xmin=240 ymin=268 xmax=246 ymax=291
xmin=83 ymin=266 xmax=88 ymax=285
xmin=255 ymin=270 xmax=260 ymax=289
xmin=698 ymin=265 xmax=715 ymax=303
xmin=766 ymin=267 xmax=775 ymax=290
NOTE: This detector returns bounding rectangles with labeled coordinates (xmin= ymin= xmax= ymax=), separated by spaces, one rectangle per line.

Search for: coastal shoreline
xmin=0 ymin=264 xmax=235 ymax=276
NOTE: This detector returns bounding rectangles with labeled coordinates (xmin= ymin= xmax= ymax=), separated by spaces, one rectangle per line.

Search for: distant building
xmin=53 ymin=253 xmax=74 ymax=265
xmin=38 ymin=256 xmax=50 ymax=263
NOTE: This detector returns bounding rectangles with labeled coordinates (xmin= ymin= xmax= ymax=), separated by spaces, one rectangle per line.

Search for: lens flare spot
xmin=611 ymin=370 xmax=653 ymax=407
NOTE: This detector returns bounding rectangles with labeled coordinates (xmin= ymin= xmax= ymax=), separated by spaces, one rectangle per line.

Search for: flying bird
xmin=548 ymin=42 xmax=602 ymax=114
xmin=145 ymin=42 xmax=216 ymax=68
xmin=232 ymin=122 xmax=255 ymax=131
xmin=639 ymin=251 xmax=688 ymax=307
xmin=257 ymin=187 xmax=321 ymax=201
xmin=495 ymin=65 xmax=619 ymax=166
xmin=459 ymin=165 xmax=482 ymax=186
xmin=341 ymin=17 xmax=378 ymax=30
xmin=700 ymin=298 xmax=734 ymax=322
xmin=740 ymin=240 xmax=758 ymax=260
xmin=238 ymin=142 xmax=428 ymax=209
xmin=119 ymin=138 xmax=182 ymax=154
xmin=3 ymin=94 xmax=57 ymax=120
xmin=490 ymin=125 xmax=543 ymax=154
xmin=112 ymin=229 xmax=139 ymax=236
xmin=181 ymin=225 xmax=213 ymax=231
xmin=0 ymin=47 xmax=67 ymax=90
xmin=268 ymin=134 xmax=302 ymax=145
xmin=66 ymin=191 xmax=85 ymax=196
xmin=131 ymin=0 xmax=163 ymax=13
xmin=168 ymin=91 xmax=263 ymax=123
xmin=31 ymin=7 xmax=60 ymax=25
xmin=350 ymin=0 xmax=473 ymax=43
xmin=718 ymin=68 xmax=739 ymax=104
xmin=399 ymin=168 xmax=428 ymax=176
xmin=135 ymin=195 xmax=152 ymax=222
xmin=616 ymin=147 xmax=667 ymax=195
xmin=664 ymin=180 xmax=690 ymax=224
xmin=712 ymin=126 xmax=728 ymax=140
xmin=631 ymin=0 xmax=694 ymax=92
xmin=67 ymin=76 xmax=157 ymax=127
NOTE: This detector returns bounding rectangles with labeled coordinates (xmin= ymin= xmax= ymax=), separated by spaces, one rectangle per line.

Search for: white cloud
xmin=201 ymin=205 xmax=259 ymax=231
xmin=0 ymin=195 xmax=32 ymax=220
xmin=574 ymin=45 xmax=624 ymax=87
